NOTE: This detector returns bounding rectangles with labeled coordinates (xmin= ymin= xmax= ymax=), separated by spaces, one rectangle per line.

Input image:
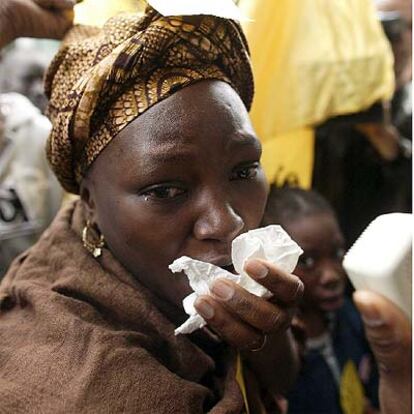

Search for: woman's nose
xmin=193 ymin=196 xmax=244 ymax=243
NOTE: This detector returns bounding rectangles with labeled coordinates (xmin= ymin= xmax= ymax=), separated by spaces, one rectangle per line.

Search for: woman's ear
xmin=79 ymin=177 xmax=96 ymax=222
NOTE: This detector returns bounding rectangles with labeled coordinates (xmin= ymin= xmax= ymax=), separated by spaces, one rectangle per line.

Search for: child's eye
xmin=142 ymin=186 xmax=186 ymax=201
xmin=231 ymin=163 xmax=260 ymax=180
xmin=298 ymin=255 xmax=316 ymax=269
xmin=334 ymin=247 xmax=346 ymax=261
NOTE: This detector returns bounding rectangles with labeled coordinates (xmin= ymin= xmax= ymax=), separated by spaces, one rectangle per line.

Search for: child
xmin=263 ymin=186 xmax=379 ymax=414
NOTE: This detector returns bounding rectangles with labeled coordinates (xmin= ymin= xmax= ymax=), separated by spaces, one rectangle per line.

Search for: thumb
xmin=353 ymin=290 xmax=411 ymax=373
xmin=353 ymin=290 xmax=412 ymax=414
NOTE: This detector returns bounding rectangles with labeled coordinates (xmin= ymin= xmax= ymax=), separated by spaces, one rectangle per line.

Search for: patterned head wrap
xmin=45 ymin=6 xmax=254 ymax=194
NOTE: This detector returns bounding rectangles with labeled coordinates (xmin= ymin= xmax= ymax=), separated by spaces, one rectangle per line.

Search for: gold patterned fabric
xmin=45 ymin=6 xmax=254 ymax=194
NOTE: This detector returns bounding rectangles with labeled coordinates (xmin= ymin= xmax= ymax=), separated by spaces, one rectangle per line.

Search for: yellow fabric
xmin=260 ymin=128 xmax=315 ymax=189
xmin=240 ymin=0 xmax=395 ymax=187
xmin=241 ymin=0 xmax=394 ymax=135
xmin=236 ymin=352 xmax=250 ymax=414
xmin=74 ymin=0 xmax=143 ymax=27
xmin=340 ymin=360 xmax=365 ymax=414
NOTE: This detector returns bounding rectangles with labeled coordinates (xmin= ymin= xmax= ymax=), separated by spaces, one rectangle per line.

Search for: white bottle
xmin=343 ymin=213 xmax=412 ymax=319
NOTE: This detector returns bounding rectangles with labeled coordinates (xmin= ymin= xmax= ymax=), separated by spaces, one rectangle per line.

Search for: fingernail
xmin=353 ymin=292 xmax=385 ymax=327
xmin=245 ymin=260 xmax=268 ymax=279
xmin=195 ymin=298 xmax=215 ymax=319
xmin=361 ymin=315 xmax=385 ymax=328
xmin=211 ymin=280 xmax=234 ymax=301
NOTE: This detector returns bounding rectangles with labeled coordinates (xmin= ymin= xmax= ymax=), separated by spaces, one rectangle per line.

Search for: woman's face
xmin=82 ymin=81 xmax=269 ymax=308
xmin=283 ymin=212 xmax=346 ymax=313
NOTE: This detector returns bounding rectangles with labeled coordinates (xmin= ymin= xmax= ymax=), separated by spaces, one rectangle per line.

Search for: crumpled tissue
xmin=169 ymin=225 xmax=303 ymax=335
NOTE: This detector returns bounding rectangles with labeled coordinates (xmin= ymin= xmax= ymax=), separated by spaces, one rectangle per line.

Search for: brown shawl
xmin=0 ymin=201 xmax=249 ymax=413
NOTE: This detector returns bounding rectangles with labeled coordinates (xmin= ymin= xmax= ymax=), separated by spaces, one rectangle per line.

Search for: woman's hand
xmin=195 ymin=259 xmax=303 ymax=350
xmin=354 ymin=291 xmax=412 ymax=414
xmin=194 ymin=259 xmax=304 ymax=393
xmin=0 ymin=0 xmax=75 ymax=48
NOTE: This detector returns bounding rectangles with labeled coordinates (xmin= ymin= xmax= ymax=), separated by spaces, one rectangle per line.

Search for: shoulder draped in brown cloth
xmin=44 ymin=6 xmax=253 ymax=194
xmin=0 ymin=201 xmax=281 ymax=413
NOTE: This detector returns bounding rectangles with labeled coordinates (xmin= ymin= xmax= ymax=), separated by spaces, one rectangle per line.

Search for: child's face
xmin=284 ymin=212 xmax=346 ymax=313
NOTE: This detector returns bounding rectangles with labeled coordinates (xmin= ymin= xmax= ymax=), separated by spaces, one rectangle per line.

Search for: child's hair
xmin=262 ymin=185 xmax=335 ymax=226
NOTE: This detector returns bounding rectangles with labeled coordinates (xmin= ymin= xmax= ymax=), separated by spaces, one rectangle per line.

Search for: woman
xmin=0 ymin=2 xmax=410 ymax=414
xmin=0 ymin=1 xmax=303 ymax=412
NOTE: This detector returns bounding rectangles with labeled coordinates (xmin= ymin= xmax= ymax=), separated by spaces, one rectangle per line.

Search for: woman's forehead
xmin=89 ymin=81 xmax=260 ymax=178
xmin=110 ymin=120 xmax=260 ymax=172
xmin=137 ymin=80 xmax=250 ymax=130
xmin=113 ymin=82 xmax=256 ymax=151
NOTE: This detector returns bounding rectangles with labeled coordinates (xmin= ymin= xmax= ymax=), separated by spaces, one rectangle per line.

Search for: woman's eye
xmin=142 ymin=186 xmax=186 ymax=201
xmin=231 ymin=163 xmax=259 ymax=180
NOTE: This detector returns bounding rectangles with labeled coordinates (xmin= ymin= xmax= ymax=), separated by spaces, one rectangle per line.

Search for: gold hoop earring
xmin=82 ymin=220 xmax=105 ymax=258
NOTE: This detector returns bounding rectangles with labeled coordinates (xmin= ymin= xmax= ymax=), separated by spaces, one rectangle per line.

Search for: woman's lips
xmin=207 ymin=257 xmax=237 ymax=274
xmin=197 ymin=255 xmax=232 ymax=267
xmin=222 ymin=264 xmax=236 ymax=274
xmin=188 ymin=255 xmax=237 ymax=274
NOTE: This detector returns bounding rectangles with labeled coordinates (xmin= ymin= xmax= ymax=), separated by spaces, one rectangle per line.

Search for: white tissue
xmin=169 ymin=258 xmax=239 ymax=334
xmin=169 ymin=225 xmax=303 ymax=335
xmin=232 ymin=226 xmax=304 ymax=297
xmin=147 ymin=0 xmax=250 ymax=22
